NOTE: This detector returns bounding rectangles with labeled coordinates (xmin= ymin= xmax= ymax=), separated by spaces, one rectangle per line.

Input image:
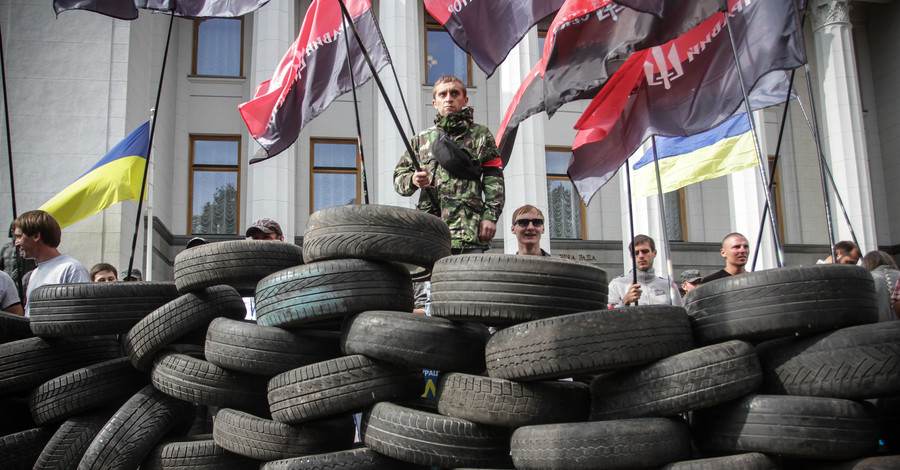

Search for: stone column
xmin=810 ymin=0 xmax=877 ymax=252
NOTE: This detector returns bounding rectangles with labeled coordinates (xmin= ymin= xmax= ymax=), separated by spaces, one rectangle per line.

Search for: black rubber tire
xmin=261 ymin=447 xmax=420 ymax=470
xmin=301 ymin=204 xmax=451 ymax=276
xmin=0 ymin=336 xmax=122 ymax=395
xmin=660 ymin=453 xmax=780 ymax=470
xmin=590 ymin=339 xmax=762 ymax=420
xmin=684 ymin=265 xmax=879 ymax=344
xmin=28 ymin=357 xmax=148 ymax=425
xmin=33 ymin=410 xmax=112 ymax=470
xmin=255 ymin=259 xmax=414 ymax=328
xmin=430 ymin=253 xmax=609 ymax=324
xmin=756 ymin=322 xmax=900 ymax=399
xmin=268 ymin=355 xmax=422 ymax=424
xmin=204 ymin=317 xmax=342 ymax=376
xmin=27 ymin=282 xmax=179 ymax=337
xmin=877 ymin=396 xmax=900 ymax=453
xmin=124 ymin=285 xmax=246 ymax=371
xmin=784 ymin=455 xmax=900 ymax=470
xmin=212 ymin=408 xmax=354 ymax=461
xmin=174 ymin=240 xmax=304 ymax=295
xmin=0 ymin=311 xmax=32 ymax=343
xmin=150 ymin=352 xmax=268 ymax=411
xmin=692 ymin=394 xmax=879 ymax=460
xmin=78 ymin=385 xmax=195 ymax=470
xmin=340 ymin=310 xmax=490 ymax=373
xmin=360 ymin=401 xmax=511 ymax=468
xmin=0 ymin=394 xmax=36 ymax=436
xmin=510 ymin=417 xmax=691 ymax=469
xmin=0 ymin=426 xmax=53 ymax=470
xmin=141 ymin=434 xmax=258 ymax=470
xmin=436 ymin=372 xmax=590 ymax=427
xmin=485 ymin=306 xmax=694 ymax=381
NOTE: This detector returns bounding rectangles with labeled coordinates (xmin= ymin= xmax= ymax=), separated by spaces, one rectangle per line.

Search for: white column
xmin=246 ymin=0 xmax=297 ymax=240
xmin=500 ymin=33 xmax=548 ymax=254
xmin=811 ymin=0 xmax=877 ymax=252
xmin=375 ymin=0 xmax=423 ymax=208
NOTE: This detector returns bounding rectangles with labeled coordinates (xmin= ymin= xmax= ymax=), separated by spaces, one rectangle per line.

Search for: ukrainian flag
xmin=631 ymin=113 xmax=758 ymax=198
xmin=40 ymin=121 xmax=150 ymax=228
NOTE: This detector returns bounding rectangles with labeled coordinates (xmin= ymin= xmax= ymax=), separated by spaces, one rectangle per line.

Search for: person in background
xmin=246 ymin=218 xmax=284 ymax=241
xmin=862 ymin=250 xmax=899 ymax=322
xmin=702 ymin=233 xmax=750 ymax=283
xmin=90 ymin=263 xmax=118 ymax=282
xmin=185 ymin=236 xmax=207 ymax=249
xmin=1 ymin=221 xmax=36 ymax=300
xmin=818 ymin=240 xmax=861 ymax=265
xmin=123 ymin=268 xmax=142 ymax=281
xmin=511 ymin=205 xmax=550 ymax=256
xmin=680 ymin=269 xmax=702 ymax=296
xmin=0 ymin=270 xmax=24 ymax=315
xmin=608 ymin=235 xmax=682 ymax=308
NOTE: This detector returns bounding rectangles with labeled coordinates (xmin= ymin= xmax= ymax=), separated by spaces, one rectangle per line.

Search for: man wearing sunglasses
xmin=511 ymin=205 xmax=551 ymax=256
xmin=608 ymin=234 xmax=683 ymax=308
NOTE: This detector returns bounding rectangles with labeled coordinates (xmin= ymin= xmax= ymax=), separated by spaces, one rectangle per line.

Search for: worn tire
xmin=268 ymin=355 xmax=421 ymax=424
xmin=590 ymin=340 xmax=762 ymax=420
xmin=340 ymin=310 xmax=489 ymax=373
xmin=151 ymin=352 xmax=268 ymax=411
xmin=436 ymin=372 xmax=590 ymax=427
xmin=255 ymin=259 xmax=414 ymax=328
xmin=212 ymin=408 xmax=354 ymax=461
xmin=684 ymin=265 xmax=878 ymax=344
xmin=0 ymin=336 xmax=121 ymax=395
xmin=485 ymin=306 xmax=694 ymax=381
xmin=302 ymin=204 xmax=451 ymax=277
xmin=692 ymin=394 xmax=878 ymax=460
xmin=29 ymin=357 xmax=147 ymax=425
xmin=660 ymin=453 xmax=780 ymax=470
xmin=28 ymin=282 xmax=179 ymax=337
xmin=78 ymin=385 xmax=195 ymax=470
xmin=756 ymin=322 xmax=900 ymax=399
xmin=174 ymin=240 xmax=304 ymax=295
xmin=33 ymin=410 xmax=112 ymax=470
xmin=261 ymin=447 xmax=419 ymax=470
xmin=124 ymin=285 xmax=246 ymax=371
xmin=141 ymin=434 xmax=258 ymax=470
xmin=360 ymin=401 xmax=511 ymax=468
xmin=0 ymin=426 xmax=53 ymax=470
xmin=0 ymin=311 xmax=32 ymax=343
xmin=204 ymin=317 xmax=341 ymax=376
xmin=510 ymin=418 xmax=691 ymax=469
xmin=430 ymin=254 xmax=608 ymax=324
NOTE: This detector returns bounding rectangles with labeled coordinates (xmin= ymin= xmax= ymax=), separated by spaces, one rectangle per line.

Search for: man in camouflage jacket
xmin=394 ymin=75 xmax=505 ymax=252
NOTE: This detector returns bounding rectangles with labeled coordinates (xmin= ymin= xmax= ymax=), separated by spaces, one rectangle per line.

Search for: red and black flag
xmin=424 ymin=0 xmax=565 ymax=78
xmin=568 ymin=0 xmax=806 ymax=205
xmin=239 ymin=0 xmax=389 ymax=163
xmin=53 ymin=0 xmax=269 ymax=19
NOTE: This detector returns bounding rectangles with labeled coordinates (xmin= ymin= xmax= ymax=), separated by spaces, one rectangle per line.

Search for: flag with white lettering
xmin=568 ymin=0 xmax=805 ymax=205
xmin=240 ymin=0 xmax=389 ymax=163
xmin=424 ymin=0 xmax=565 ymax=77
xmin=54 ymin=0 xmax=269 ymax=19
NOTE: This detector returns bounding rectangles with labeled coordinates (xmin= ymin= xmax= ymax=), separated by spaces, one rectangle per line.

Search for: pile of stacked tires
xmin=0 ymin=204 xmax=897 ymax=469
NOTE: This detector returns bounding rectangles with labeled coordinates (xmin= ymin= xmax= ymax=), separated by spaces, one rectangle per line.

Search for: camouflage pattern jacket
xmin=393 ymin=108 xmax=505 ymax=250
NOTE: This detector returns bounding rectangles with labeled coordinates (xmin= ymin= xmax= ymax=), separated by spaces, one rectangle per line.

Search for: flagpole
xmin=624 ymin=156 xmax=638 ymax=306
xmin=335 ymin=0 xmax=439 ymax=208
xmin=724 ymin=13 xmax=785 ymax=268
xmin=126 ymin=11 xmax=175 ymax=280
xmin=0 ymin=21 xmax=25 ymax=297
xmin=340 ymin=6 xmax=370 ymax=204
xmin=650 ymin=136 xmax=678 ymax=305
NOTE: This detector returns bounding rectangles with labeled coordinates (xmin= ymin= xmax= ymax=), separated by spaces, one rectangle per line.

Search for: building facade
xmin=0 ymin=0 xmax=897 ymax=281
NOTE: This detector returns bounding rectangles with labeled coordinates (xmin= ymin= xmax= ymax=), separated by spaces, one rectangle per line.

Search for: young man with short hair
xmin=702 ymin=232 xmax=751 ymax=283
xmin=511 ymin=204 xmax=550 ymax=256
xmin=608 ymin=235 xmax=682 ymax=308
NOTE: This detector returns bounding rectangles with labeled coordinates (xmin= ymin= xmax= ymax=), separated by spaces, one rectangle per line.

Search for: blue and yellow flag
xmin=631 ymin=113 xmax=758 ymax=198
xmin=40 ymin=121 xmax=150 ymax=228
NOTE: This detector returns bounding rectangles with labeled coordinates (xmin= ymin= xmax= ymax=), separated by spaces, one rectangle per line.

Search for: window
xmin=546 ymin=147 xmax=585 ymax=239
xmin=310 ymin=139 xmax=360 ymax=213
xmin=189 ymin=136 xmax=241 ymax=235
xmin=663 ymin=189 xmax=686 ymax=242
xmin=193 ymin=18 xmax=243 ymax=77
xmin=425 ymin=15 xmax=470 ymax=85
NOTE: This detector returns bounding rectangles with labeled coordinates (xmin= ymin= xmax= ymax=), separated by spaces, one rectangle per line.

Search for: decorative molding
xmin=812 ymin=0 xmax=851 ymax=30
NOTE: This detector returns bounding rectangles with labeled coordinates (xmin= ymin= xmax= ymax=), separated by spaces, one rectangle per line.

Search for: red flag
xmin=54 ymin=0 xmax=269 ymax=19
xmin=239 ymin=0 xmax=389 ymax=163
xmin=424 ymin=0 xmax=565 ymax=77
xmin=569 ymin=0 xmax=805 ymax=206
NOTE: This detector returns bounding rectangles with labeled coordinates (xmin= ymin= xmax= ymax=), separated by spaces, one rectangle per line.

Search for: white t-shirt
xmin=0 ymin=270 xmax=20 ymax=310
xmin=24 ymin=254 xmax=90 ymax=317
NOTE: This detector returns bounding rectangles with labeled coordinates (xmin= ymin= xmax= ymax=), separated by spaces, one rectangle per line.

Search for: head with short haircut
xmin=512 ymin=205 xmax=544 ymax=224
xmin=835 ymin=240 xmax=858 ymax=255
xmin=432 ymin=75 xmax=467 ymax=98
xmin=13 ymin=210 xmax=61 ymax=248
xmin=862 ymin=250 xmax=899 ymax=271
xmin=90 ymin=263 xmax=118 ymax=280
xmin=721 ymin=232 xmax=747 ymax=249
xmin=628 ymin=234 xmax=656 ymax=253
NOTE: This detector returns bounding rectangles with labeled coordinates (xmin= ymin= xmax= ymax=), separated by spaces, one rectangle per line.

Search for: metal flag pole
xmin=650 ymin=135 xmax=678 ymax=305
xmin=624 ymin=155 xmax=639 ymax=306
xmin=341 ymin=8 xmax=370 ymax=204
xmin=126 ymin=11 xmax=175 ymax=280
xmin=724 ymin=13 xmax=785 ymax=268
xmin=0 ymin=20 xmax=25 ymax=297
xmin=335 ymin=0 xmax=439 ymax=208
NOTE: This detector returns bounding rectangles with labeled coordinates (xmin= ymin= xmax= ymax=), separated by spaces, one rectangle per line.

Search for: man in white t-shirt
xmin=13 ymin=210 xmax=90 ymax=317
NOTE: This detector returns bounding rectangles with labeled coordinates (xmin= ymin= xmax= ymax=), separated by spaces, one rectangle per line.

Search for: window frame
xmin=545 ymin=146 xmax=586 ymax=240
xmin=187 ymin=135 xmax=242 ymax=235
xmin=424 ymin=13 xmax=472 ymax=86
xmin=191 ymin=17 xmax=245 ymax=77
xmin=309 ymin=138 xmax=362 ymax=214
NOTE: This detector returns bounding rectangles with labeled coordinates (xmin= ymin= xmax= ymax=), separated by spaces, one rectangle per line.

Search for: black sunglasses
xmin=515 ymin=218 xmax=544 ymax=228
